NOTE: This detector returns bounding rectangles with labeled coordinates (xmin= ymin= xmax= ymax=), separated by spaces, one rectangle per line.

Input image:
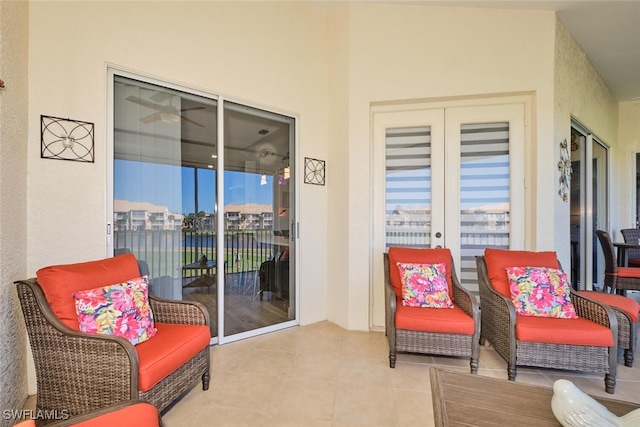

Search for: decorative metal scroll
xmin=304 ymin=157 xmax=325 ymax=186
xmin=558 ymin=139 xmax=572 ymax=202
xmin=41 ymin=115 xmax=95 ymax=162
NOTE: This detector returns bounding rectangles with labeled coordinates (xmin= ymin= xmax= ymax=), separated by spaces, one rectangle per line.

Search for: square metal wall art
xmin=304 ymin=157 xmax=325 ymax=186
xmin=41 ymin=115 xmax=95 ymax=162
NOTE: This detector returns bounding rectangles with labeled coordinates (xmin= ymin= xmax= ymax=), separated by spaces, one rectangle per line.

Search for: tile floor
xmin=161 ymin=320 xmax=640 ymax=426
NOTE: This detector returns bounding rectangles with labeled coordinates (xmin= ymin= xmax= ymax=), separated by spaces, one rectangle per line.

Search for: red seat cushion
xmin=72 ymin=402 xmax=159 ymax=427
xmin=13 ymin=402 xmax=159 ymax=427
xmin=484 ymin=248 xmax=559 ymax=298
xmin=577 ymin=291 xmax=640 ymax=322
xmin=388 ymin=247 xmax=454 ymax=300
xmin=516 ymin=315 xmax=614 ymax=346
xmin=36 ymin=254 xmax=142 ymax=330
xmin=135 ymin=323 xmax=211 ymax=391
xmin=395 ymin=302 xmax=475 ymax=334
xmin=615 ymin=267 xmax=640 ymax=279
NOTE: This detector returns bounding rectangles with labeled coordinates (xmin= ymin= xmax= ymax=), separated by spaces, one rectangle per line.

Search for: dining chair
xmin=595 ymin=230 xmax=640 ymax=293
xmin=620 ymin=228 xmax=640 ymax=267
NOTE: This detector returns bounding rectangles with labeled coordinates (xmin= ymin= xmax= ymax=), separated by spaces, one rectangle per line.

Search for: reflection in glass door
xmin=109 ymin=72 xmax=297 ymax=344
xmin=570 ymin=122 xmax=609 ymax=290
xmin=221 ymin=101 xmax=295 ymax=340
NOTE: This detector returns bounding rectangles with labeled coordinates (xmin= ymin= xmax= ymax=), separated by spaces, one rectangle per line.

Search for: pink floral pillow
xmin=73 ymin=276 xmax=156 ymax=345
xmin=396 ymin=262 xmax=453 ymax=308
xmin=506 ymin=266 xmax=577 ymax=319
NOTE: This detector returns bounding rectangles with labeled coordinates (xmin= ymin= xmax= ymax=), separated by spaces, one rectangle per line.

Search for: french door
xmin=107 ymin=70 xmax=297 ymax=345
xmin=371 ymin=99 xmax=526 ymax=328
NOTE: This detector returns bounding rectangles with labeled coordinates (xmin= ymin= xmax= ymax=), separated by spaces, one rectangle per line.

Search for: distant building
xmin=115 ymin=201 xmax=274 ymax=231
xmin=114 ymin=200 xmax=183 ymax=231
xmin=223 ymin=204 xmax=272 ymax=230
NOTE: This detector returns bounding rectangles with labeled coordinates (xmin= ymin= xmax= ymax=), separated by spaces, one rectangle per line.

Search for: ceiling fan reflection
xmin=125 ymin=95 xmax=206 ymax=127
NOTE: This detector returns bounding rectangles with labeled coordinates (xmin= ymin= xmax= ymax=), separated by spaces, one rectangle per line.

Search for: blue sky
xmin=114 ymin=160 xmax=273 ymax=215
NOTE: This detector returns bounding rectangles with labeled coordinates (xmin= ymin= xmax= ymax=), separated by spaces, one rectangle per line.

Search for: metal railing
xmin=114 ymin=229 xmax=280 ymax=279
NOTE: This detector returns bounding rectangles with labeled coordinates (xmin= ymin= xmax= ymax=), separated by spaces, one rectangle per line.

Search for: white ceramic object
xmin=551 ymin=379 xmax=640 ymax=427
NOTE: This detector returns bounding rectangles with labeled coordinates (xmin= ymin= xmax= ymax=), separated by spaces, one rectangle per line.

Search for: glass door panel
xmin=458 ymin=122 xmax=511 ymax=291
xmin=445 ymin=104 xmax=525 ymax=293
xmin=113 ymin=75 xmax=219 ymax=339
xmin=385 ymin=126 xmax=433 ymax=248
xmin=221 ymin=101 xmax=296 ymax=340
xmin=570 ymin=122 xmax=609 ymax=290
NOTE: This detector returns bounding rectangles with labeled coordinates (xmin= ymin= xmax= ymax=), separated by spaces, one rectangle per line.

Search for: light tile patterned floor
xmin=162 ymin=320 xmax=640 ymax=427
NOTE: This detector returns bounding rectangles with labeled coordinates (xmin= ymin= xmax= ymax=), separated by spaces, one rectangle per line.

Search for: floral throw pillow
xmin=506 ymin=266 xmax=577 ymax=319
xmin=73 ymin=276 xmax=156 ymax=345
xmin=396 ymin=262 xmax=453 ymax=308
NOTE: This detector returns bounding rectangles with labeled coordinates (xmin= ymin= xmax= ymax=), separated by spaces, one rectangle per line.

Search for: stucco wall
xmin=0 ymin=0 xmax=29 ymax=422
xmin=327 ymin=3 xmax=557 ymax=330
xmin=27 ymin=1 xmax=329 ymax=328
xmin=617 ymin=101 xmax=640 ymax=230
xmin=553 ymin=18 xmax=619 ymax=271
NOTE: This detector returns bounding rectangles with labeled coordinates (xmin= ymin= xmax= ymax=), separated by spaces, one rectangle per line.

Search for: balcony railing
xmin=114 ymin=229 xmax=280 ymax=279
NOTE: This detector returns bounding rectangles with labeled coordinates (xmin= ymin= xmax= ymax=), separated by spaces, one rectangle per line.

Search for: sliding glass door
xmin=108 ymin=71 xmax=297 ymax=343
xmin=569 ymin=121 xmax=609 ymax=290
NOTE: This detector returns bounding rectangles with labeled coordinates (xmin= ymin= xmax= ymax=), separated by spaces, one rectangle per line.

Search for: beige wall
xmin=27 ymin=1 xmax=329 ymax=327
xmin=328 ymin=4 xmax=557 ymax=330
xmin=617 ymin=101 xmax=640 ymax=231
xmin=13 ymin=0 xmax=636 ymax=403
xmin=0 ymin=0 xmax=29 ymax=421
xmin=553 ymin=18 xmax=619 ymax=270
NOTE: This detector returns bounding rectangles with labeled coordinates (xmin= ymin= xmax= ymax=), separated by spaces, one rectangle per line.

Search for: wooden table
xmin=614 ymin=242 xmax=640 ymax=267
xmin=182 ymin=260 xmax=223 ymax=293
xmin=429 ymin=368 xmax=639 ymax=426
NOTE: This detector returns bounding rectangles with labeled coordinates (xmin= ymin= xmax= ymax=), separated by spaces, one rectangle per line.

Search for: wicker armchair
xmin=384 ymin=248 xmax=480 ymax=373
xmin=621 ymin=228 xmax=640 ymax=267
xmin=15 ymin=254 xmax=211 ymax=423
xmin=595 ymin=229 xmax=640 ymax=293
xmin=476 ymin=249 xmax=618 ymax=393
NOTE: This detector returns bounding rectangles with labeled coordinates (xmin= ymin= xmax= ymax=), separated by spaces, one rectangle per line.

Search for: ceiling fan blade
xmin=180 ymin=116 xmax=205 ymax=127
xmin=180 ymin=106 xmax=206 ymax=113
xmin=126 ymin=96 xmax=166 ymax=112
xmin=140 ymin=112 xmax=162 ymax=124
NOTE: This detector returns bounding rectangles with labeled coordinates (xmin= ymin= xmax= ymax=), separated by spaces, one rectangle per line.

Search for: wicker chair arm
xmin=475 ymin=257 xmax=516 ymax=356
xmin=148 ymin=294 xmax=210 ymax=326
xmin=450 ymin=268 xmax=479 ymax=321
xmin=570 ymin=290 xmax=618 ymax=331
xmin=383 ymin=254 xmax=397 ymax=345
xmin=15 ymin=279 xmax=139 ymax=415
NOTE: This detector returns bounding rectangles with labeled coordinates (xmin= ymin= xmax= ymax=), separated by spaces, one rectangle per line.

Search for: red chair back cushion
xmin=36 ymin=254 xmax=142 ymax=330
xmin=484 ymin=248 xmax=559 ymax=297
xmin=388 ymin=247 xmax=453 ymax=300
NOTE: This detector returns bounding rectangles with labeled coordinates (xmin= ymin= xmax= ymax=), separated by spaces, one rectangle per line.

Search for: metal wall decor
xmin=304 ymin=157 xmax=325 ymax=186
xmin=558 ymin=138 xmax=572 ymax=202
xmin=41 ymin=115 xmax=95 ymax=162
